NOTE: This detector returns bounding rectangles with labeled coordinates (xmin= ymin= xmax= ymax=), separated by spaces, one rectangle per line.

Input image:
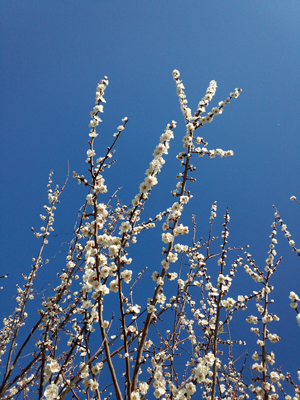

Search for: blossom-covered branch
xmin=0 ymin=71 xmax=299 ymax=400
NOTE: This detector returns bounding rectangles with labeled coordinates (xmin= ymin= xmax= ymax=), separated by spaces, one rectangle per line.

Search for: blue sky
xmin=1 ymin=0 xmax=300 ymax=393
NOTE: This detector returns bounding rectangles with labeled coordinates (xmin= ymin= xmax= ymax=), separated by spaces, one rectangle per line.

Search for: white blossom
xmin=44 ymin=384 xmax=59 ymax=399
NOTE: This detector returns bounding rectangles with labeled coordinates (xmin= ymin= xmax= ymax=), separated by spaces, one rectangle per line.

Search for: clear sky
xmin=1 ymin=0 xmax=300 ymax=392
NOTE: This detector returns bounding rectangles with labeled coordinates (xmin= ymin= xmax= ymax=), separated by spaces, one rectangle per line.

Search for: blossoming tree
xmin=0 ymin=70 xmax=299 ymax=400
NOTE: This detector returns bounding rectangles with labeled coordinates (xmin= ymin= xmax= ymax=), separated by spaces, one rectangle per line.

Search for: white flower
xmin=110 ymin=279 xmax=119 ymax=293
xmin=82 ymin=300 xmax=92 ymax=309
xmin=204 ymin=352 xmax=215 ymax=367
xmin=109 ymin=245 xmax=119 ymax=258
xmin=162 ymin=232 xmax=173 ymax=243
xmin=262 ymin=314 xmax=273 ymax=324
xmin=289 ymin=291 xmax=299 ymax=302
xmin=246 ymin=315 xmax=258 ymax=324
xmin=172 ymin=69 xmax=180 ymax=79
xmin=86 ymin=194 xmax=93 ymax=205
xmin=93 ymin=104 xmax=103 ymax=113
xmin=131 ymin=391 xmax=141 ymax=400
xmin=174 ymin=243 xmax=182 ymax=252
xmin=221 ymin=297 xmax=236 ymax=310
xmin=96 ymin=282 xmax=109 ymax=295
xmin=156 ymin=277 xmax=164 ymax=286
xmin=177 ymin=278 xmax=184 ymax=288
xmin=45 ymin=360 xmax=60 ymax=375
xmin=167 ymin=252 xmax=178 ymax=263
xmin=154 ymin=388 xmax=165 ymax=398
xmin=119 ymin=221 xmax=131 ymax=234
xmin=89 ymin=119 xmax=99 ymax=127
xmin=87 ymin=149 xmax=95 ymax=157
xmin=167 ymin=272 xmax=178 ymax=281
xmin=186 ymin=382 xmax=196 ymax=395
xmin=82 ymin=378 xmax=90 ymax=388
xmin=44 ymin=384 xmax=59 ymax=399
xmin=270 ymin=371 xmax=280 ymax=382
xmin=173 ymin=224 xmax=189 ymax=236
xmin=97 ymin=203 xmax=108 ymax=216
xmin=91 ymin=364 xmax=101 ymax=375
xmin=194 ymin=364 xmax=208 ymax=383
xmin=162 ymin=223 xmax=169 ymax=231
xmin=268 ymin=333 xmax=280 ymax=343
xmin=139 ymin=382 xmax=149 ymax=395
xmin=89 ymin=379 xmax=99 ymax=391
xmin=121 ymin=269 xmax=132 ymax=283
xmin=266 ymin=351 xmax=275 ymax=364
xmin=152 ymin=271 xmax=159 ymax=281
xmin=139 ymin=182 xmax=148 ymax=194
xmin=147 ymin=304 xmax=156 ymax=314
xmin=102 ymin=320 xmax=109 ymax=328
xmin=144 ymin=175 xmax=158 ymax=189
xmin=9 ymin=387 xmax=18 ymax=396
xmin=127 ymin=304 xmax=140 ymax=315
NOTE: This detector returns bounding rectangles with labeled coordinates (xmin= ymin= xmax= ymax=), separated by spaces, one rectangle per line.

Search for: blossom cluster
xmin=172 ymin=69 xmax=241 ymax=160
xmin=0 ymin=70 xmax=299 ymax=400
